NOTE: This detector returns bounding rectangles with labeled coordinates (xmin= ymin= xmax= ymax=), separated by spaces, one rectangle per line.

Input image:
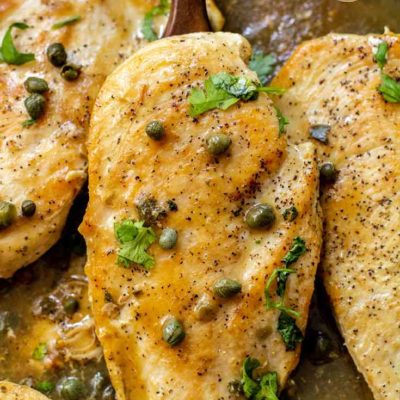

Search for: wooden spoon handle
xmin=163 ymin=0 xmax=211 ymax=37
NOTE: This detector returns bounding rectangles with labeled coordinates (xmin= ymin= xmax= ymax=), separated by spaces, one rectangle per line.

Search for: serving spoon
xmin=163 ymin=0 xmax=211 ymax=37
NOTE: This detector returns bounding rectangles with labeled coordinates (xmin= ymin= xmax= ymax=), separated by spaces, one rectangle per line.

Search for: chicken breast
xmin=272 ymin=33 xmax=400 ymax=400
xmin=80 ymin=32 xmax=322 ymax=399
xmin=0 ymin=381 xmax=48 ymax=400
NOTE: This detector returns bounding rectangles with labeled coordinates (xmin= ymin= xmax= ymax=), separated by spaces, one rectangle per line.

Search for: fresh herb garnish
xmin=282 ymin=206 xmax=298 ymax=222
xmin=282 ymin=237 xmax=307 ymax=267
xmin=32 ymin=342 xmax=47 ymax=361
xmin=374 ymin=41 xmax=388 ymax=69
xmin=52 ymin=15 xmax=81 ymax=29
xmin=114 ymin=219 xmax=156 ymax=270
xmin=35 ymin=380 xmax=55 ymax=394
xmin=264 ymin=268 xmax=299 ymax=318
xmin=277 ymin=312 xmax=303 ymax=351
xmin=0 ymin=22 xmax=35 ymax=65
xmin=379 ymin=74 xmax=400 ymax=103
xmin=310 ymin=124 xmax=330 ymax=144
xmin=249 ymin=51 xmax=277 ymax=85
xmin=241 ymin=357 xmax=279 ymax=400
xmin=274 ymin=106 xmax=289 ymax=136
xmin=142 ymin=0 xmax=170 ymax=41
xmin=189 ymin=72 xmax=285 ymax=117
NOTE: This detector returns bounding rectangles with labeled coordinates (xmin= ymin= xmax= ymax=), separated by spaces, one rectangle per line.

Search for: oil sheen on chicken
xmin=80 ymin=32 xmax=322 ymax=399
xmin=273 ymin=33 xmax=400 ymax=400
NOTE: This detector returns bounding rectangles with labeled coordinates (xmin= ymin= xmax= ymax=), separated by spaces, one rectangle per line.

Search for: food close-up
xmin=0 ymin=1 xmax=398 ymax=400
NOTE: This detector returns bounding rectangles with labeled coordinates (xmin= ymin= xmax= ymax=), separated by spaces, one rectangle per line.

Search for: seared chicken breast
xmin=0 ymin=0 xmax=152 ymax=278
xmin=80 ymin=32 xmax=322 ymax=399
xmin=0 ymin=381 xmax=49 ymax=400
xmin=273 ymin=33 xmax=400 ymax=400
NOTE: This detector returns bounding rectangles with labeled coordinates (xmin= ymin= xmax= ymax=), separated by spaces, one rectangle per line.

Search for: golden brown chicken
xmin=0 ymin=381 xmax=49 ymax=400
xmin=273 ymin=33 xmax=400 ymax=400
xmin=80 ymin=32 xmax=322 ymax=399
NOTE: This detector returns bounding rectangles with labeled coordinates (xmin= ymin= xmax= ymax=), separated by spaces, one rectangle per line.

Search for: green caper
xmin=21 ymin=200 xmax=36 ymax=217
xmin=227 ymin=380 xmax=243 ymax=395
xmin=320 ymin=162 xmax=338 ymax=183
xmin=24 ymin=94 xmax=46 ymax=120
xmin=102 ymin=385 xmax=116 ymax=400
xmin=63 ymin=297 xmax=79 ymax=315
xmin=24 ymin=77 xmax=49 ymax=94
xmin=159 ymin=228 xmax=177 ymax=249
xmin=162 ymin=317 xmax=185 ymax=346
xmin=61 ymin=64 xmax=81 ymax=81
xmin=213 ymin=278 xmax=242 ymax=298
xmin=245 ymin=203 xmax=275 ymax=229
xmin=145 ymin=121 xmax=165 ymax=141
xmin=282 ymin=206 xmax=298 ymax=222
xmin=194 ymin=294 xmax=217 ymax=321
xmin=0 ymin=201 xmax=17 ymax=229
xmin=206 ymin=133 xmax=231 ymax=155
xmin=47 ymin=43 xmax=67 ymax=67
xmin=58 ymin=377 xmax=85 ymax=400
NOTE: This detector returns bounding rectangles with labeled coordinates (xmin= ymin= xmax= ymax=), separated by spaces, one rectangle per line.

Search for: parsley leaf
xmin=249 ymin=51 xmax=277 ymax=85
xmin=274 ymin=106 xmax=289 ymax=136
xmin=277 ymin=312 xmax=303 ymax=351
xmin=35 ymin=380 xmax=55 ymax=394
xmin=374 ymin=41 xmax=388 ymax=69
xmin=256 ymin=372 xmax=279 ymax=400
xmin=52 ymin=15 xmax=81 ymax=30
xmin=22 ymin=118 xmax=36 ymax=128
xmin=264 ymin=268 xmax=299 ymax=318
xmin=241 ymin=357 xmax=280 ymax=400
xmin=0 ymin=22 xmax=35 ymax=65
xmin=379 ymin=74 xmax=400 ymax=103
xmin=282 ymin=237 xmax=307 ymax=267
xmin=32 ymin=342 xmax=47 ymax=361
xmin=189 ymin=73 xmax=286 ymax=117
xmin=114 ymin=220 xmax=156 ymax=270
xmin=142 ymin=0 xmax=170 ymax=41
xmin=276 ymin=269 xmax=293 ymax=297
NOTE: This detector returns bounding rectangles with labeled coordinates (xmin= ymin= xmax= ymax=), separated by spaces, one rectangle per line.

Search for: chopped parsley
xmin=0 ymin=22 xmax=35 ymax=65
xmin=274 ymin=106 xmax=289 ymax=136
xmin=241 ymin=357 xmax=279 ymax=400
xmin=374 ymin=41 xmax=388 ymax=69
xmin=249 ymin=51 xmax=277 ymax=85
xmin=32 ymin=342 xmax=47 ymax=361
xmin=282 ymin=206 xmax=298 ymax=222
xmin=52 ymin=15 xmax=81 ymax=30
xmin=142 ymin=0 xmax=170 ymax=41
xmin=114 ymin=219 xmax=156 ymax=270
xmin=34 ymin=380 xmax=55 ymax=394
xmin=379 ymin=74 xmax=400 ymax=103
xmin=277 ymin=312 xmax=303 ymax=351
xmin=22 ymin=118 xmax=36 ymax=128
xmin=282 ymin=237 xmax=307 ymax=267
xmin=189 ymin=72 xmax=285 ymax=117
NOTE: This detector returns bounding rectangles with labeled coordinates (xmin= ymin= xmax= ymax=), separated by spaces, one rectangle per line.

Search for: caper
xmin=206 ymin=133 xmax=231 ymax=155
xmin=24 ymin=93 xmax=46 ymax=120
xmin=24 ymin=77 xmax=49 ymax=94
xmin=58 ymin=377 xmax=85 ymax=400
xmin=0 ymin=201 xmax=17 ymax=229
xmin=61 ymin=64 xmax=80 ymax=81
xmin=245 ymin=203 xmax=275 ymax=229
xmin=194 ymin=294 xmax=216 ymax=321
xmin=320 ymin=162 xmax=337 ymax=183
xmin=213 ymin=278 xmax=242 ymax=298
xmin=282 ymin=206 xmax=298 ymax=222
xmin=38 ymin=296 xmax=58 ymax=315
xmin=102 ymin=385 xmax=116 ymax=400
xmin=21 ymin=200 xmax=36 ymax=217
xmin=227 ymin=380 xmax=243 ymax=395
xmin=159 ymin=228 xmax=177 ymax=249
xmin=47 ymin=43 xmax=67 ymax=67
xmin=162 ymin=317 xmax=185 ymax=346
xmin=145 ymin=120 xmax=165 ymax=141
xmin=63 ymin=296 xmax=79 ymax=315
